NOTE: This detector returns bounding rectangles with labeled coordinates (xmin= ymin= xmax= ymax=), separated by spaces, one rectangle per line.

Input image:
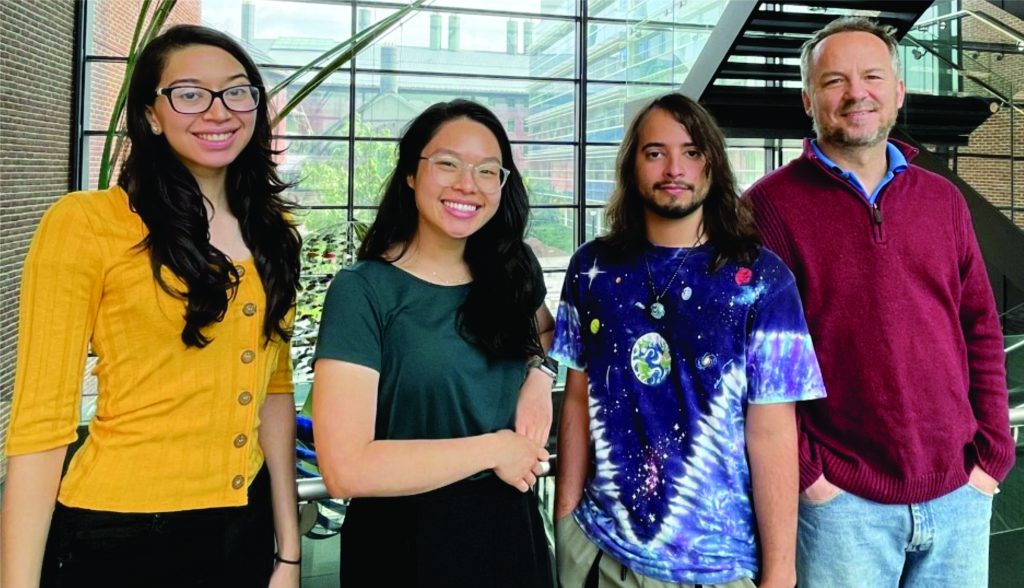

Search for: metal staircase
xmin=680 ymin=0 xmax=997 ymax=145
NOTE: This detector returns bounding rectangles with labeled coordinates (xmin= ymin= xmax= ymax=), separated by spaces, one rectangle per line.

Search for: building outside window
xmin=78 ymin=0 xmax=736 ymax=389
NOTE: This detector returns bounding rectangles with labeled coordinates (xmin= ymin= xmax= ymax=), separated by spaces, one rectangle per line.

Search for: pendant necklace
xmin=643 ymin=235 xmax=702 ymax=320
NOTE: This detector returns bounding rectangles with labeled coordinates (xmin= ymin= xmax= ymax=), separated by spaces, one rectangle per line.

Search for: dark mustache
xmin=654 ymin=181 xmax=695 ymax=190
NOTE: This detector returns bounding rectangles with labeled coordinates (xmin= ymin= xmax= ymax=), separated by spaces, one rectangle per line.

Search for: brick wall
xmin=959 ymin=0 xmax=1024 ymax=229
xmin=0 ymin=0 xmax=201 ymax=481
xmin=0 ymin=0 xmax=77 ymax=480
xmin=85 ymin=0 xmax=201 ymax=188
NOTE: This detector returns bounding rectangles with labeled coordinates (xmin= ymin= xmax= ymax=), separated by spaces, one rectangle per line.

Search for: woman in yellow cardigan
xmin=1 ymin=25 xmax=302 ymax=587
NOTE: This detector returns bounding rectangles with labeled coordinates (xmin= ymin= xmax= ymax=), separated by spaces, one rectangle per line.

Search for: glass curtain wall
xmin=77 ymin=0 xmax=735 ymax=387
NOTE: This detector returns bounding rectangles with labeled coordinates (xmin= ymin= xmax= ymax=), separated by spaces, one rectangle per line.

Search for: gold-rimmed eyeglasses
xmin=419 ymin=155 xmax=509 ymax=194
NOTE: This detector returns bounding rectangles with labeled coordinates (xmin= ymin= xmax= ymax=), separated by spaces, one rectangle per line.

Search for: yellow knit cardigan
xmin=6 ymin=187 xmax=294 ymax=511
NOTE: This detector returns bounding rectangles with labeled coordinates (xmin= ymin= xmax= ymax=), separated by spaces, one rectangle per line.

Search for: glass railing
xmin=990 ymin=298 xmax=1024 ymax=586
xmin=902 ymin=7 xmax=1023 ymax=231
xmin=1004 ymin=300 xmax=1024 ymax=441
xmin=1007 ymin=334 xmax=1023 ymax=439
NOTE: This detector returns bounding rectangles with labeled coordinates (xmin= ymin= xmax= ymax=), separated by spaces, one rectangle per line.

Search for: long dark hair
xmin=119 ymin=25 xmax=300 ymax=347
xmin=602 ymin=93 xmax=759 ymax=270
xmin=359 ymin=99 xmax=542 ymax=360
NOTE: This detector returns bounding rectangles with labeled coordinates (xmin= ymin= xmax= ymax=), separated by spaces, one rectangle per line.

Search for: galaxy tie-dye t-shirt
xmin=550 ymin=240 xmax=826 ymax=583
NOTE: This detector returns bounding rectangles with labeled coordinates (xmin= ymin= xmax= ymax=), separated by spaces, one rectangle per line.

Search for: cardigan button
xmin=231 ymin=475 xmax=245 ymax=490
xmin=241 ymin=350 xmax=255 ymax=364
xmin=233 ymin=434 xmax=248 ymax=448
xmin=238 ymin=391 xmax=253 ymax=405
xmin=243 ymin=303 xmax=257 ymax=316
xmin=235 ymin=265 xmax=246 ymax=278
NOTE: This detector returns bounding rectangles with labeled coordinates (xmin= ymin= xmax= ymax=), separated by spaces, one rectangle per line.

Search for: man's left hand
xmin=969 ymin=466 xmax=999 ymax=495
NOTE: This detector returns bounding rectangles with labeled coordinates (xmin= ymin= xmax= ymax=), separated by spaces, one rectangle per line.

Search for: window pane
xmin=526 ymin=82 xmax=577 ymax=142
xmin=370 ymin=0 xmax=575 ymax=16
xmin=267 ymin=69 xmax=350 ymax=137
xmin=520 ymin=144 xmax=574 ymax=206
xmin=84 ymin=61 xmax=127 ymax=132
xmin=538 ymin=269 xmax=568 ymax=316
xmin=353 ymin=140 xmax=399 ymax=206
xmin=781 ymin=139 xmax=803 ymax=169
xmin=206 ymin=1 xmax=354 ymax=67
xmin=587 ymin=24 xmax=714 ymax=85
xmin=585 ymin=145 xmax=618 ymax=206
xmin=81 ymin=134 xmax=126 ymax=190
xmin=590 ymin=0 xmax=725 ymax=23
xmin=353 ymin=73 xmax=574 ymax=143
xmin=353 ymin=207 xmax=379 ymax=226
xmin=523 ymin=20 xmax=576 ymax=79
xmin=586 ymin=83 xmax=673 ymax=143
xmin=588 ymin=22 xmax=677 ymax=84
xmin=527 ymin=208 xmax=575 ymax=267
xmin=295 ymin=207 xmax=358 ymax=239
xmin=280 ymin=140 xmax=350 ymax=206
xmin=356 ymin=9 xmax=575 ymax=79
xmin=584 ymin=206 xmax=608 ymax=241
xmin=727 ymin=148 xmax=766 ymax=191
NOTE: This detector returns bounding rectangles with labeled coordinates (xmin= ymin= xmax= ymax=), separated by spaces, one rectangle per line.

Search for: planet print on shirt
xmin=630 ymin=332 xmax=671 ymax=386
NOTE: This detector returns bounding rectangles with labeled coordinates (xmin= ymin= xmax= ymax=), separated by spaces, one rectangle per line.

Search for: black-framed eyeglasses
xmin=419 ymin=155 xmax=510 ymax=194
xmin=155 ymin=85 xmax=263 ymax=114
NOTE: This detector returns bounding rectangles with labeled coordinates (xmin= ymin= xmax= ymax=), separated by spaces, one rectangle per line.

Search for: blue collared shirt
xmin=810 ymin=140 xmax=908 ymax=205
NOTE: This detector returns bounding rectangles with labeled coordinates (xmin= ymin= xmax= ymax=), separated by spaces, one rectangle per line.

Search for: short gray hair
xmin=800 ymin=16 xmax=901 ymax=93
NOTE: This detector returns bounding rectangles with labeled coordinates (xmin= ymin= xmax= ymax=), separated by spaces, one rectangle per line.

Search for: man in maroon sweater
xmin=746 ymin=16 xmax=1015 ymax=587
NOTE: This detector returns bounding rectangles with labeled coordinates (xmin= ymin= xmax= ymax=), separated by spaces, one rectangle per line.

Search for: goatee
xmin=641 ymin=183 xmax=707 ymax=220
xmin=814 ymin=99 xmax=897 ymax=147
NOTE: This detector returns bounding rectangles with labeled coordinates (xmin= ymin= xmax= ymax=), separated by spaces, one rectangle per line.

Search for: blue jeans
xmin=797 ymin=483 xmax=993 ymax=588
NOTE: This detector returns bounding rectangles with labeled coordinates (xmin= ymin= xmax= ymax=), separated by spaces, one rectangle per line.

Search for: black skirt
xmin=338 ymin=474 xmax=555 ymax=588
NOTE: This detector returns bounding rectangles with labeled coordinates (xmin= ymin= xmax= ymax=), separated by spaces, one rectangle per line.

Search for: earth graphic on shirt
xmin=630 ymin=332 xmax=672 ymax=386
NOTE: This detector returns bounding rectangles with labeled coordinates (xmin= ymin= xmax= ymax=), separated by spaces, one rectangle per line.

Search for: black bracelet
xmin=274 ymin=553 xmax=302 ymax=565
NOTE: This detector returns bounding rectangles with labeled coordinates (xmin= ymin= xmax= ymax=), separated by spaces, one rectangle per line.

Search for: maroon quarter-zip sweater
xmin=747 ymin=138 xmax=1015 ymax=504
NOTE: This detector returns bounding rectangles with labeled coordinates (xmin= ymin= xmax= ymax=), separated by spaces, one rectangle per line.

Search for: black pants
xmin=339 ymin=474 xmax=555 ymax=588
xmin=41 ymin=466 xmax=274 ymax=588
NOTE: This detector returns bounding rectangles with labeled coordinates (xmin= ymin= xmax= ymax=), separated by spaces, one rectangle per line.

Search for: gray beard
xmin=813 ymin=109 xmax=897 ymax=148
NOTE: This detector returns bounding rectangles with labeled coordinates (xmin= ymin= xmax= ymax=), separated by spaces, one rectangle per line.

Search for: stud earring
xmin=151 ymin=126 xmax=161 ymax=135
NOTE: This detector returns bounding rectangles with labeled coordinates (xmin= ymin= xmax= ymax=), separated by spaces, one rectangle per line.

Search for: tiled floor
xmin=300 ymin=532 xmax=341 ymax=588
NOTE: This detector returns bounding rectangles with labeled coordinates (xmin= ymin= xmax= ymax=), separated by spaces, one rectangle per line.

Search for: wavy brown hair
xmin=601 ymin=93 xmax=759 ymax=271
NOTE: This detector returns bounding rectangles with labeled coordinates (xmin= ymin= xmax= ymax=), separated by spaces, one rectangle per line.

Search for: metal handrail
xmin=1010 ymin=406 xmax=1024 ymax=428
xmin=1008 ymin=338 xmax=1024 ymax=355
xmin=914 ymin=9 xmax=1024 ymax=49
xmin=901 ymin=33 xmax=1024 ymax=116
xmin=297 ymin=477 xmax=331 ymax=502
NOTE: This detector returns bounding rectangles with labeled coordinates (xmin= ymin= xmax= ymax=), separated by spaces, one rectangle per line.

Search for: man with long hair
xmin=550 ymin=93 xmax=825 ymax=588
xmin=747 ymin=17 xmax=1014 ymax=587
